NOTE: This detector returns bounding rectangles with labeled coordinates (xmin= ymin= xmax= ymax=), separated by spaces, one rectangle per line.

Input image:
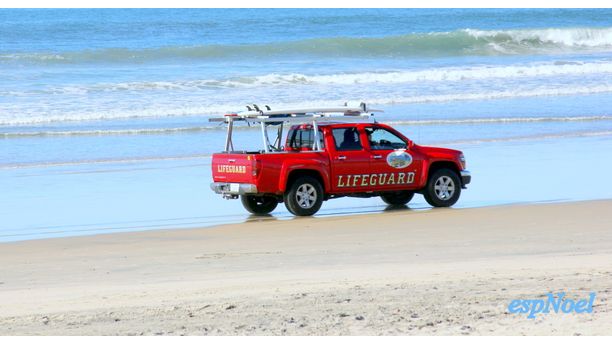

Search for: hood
xmin=415 ymin=145 xmax=463 ymax=159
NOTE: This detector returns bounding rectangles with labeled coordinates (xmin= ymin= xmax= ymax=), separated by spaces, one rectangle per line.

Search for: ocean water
xmin=2 ymin=9 xmax=612 ymax=241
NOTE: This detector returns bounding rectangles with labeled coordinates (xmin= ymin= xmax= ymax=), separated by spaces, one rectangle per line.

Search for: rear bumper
xmin=210 ymin=182 xmax=258 ymax=195
xmin=460 ymin=170 xmax=471 ymax=188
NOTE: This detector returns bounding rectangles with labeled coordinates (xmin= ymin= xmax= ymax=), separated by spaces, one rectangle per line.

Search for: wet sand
xmin=1 ymin=200 xmax=611 ymax=335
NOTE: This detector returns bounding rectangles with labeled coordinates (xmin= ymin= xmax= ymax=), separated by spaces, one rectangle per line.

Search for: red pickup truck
xmin=210 ymin=104 xmax=470 ymax=216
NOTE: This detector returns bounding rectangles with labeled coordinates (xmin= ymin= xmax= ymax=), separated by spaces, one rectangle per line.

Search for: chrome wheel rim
xmin=296 ymin=183 xmax=317 ymax=209
xmin=434 ymin=176 xmax=455 ymax=200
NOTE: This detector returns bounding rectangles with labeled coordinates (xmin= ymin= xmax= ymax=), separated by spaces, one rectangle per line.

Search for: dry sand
xmin=1 ymin=200 xmax=612 ymax=335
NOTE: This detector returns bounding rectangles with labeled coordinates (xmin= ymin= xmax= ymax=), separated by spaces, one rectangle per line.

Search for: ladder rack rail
xmin=213 ymin=103 xmax=382 ymax=153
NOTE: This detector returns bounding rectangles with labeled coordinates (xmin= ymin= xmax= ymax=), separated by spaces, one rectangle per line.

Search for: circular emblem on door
xmin=386 ymin=150 xmax=412 ymax=169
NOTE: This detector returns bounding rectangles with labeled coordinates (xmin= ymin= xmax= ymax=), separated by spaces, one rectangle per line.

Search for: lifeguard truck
xmin=210 ymin=103 xmax=470 ymax=216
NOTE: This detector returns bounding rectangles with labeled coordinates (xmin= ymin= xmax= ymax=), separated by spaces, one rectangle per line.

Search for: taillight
xmin=252 ymin=159 xmax=262 ymax=177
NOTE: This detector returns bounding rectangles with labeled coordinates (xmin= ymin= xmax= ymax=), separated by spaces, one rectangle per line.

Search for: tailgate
xmin=211 ymin=153 xmax=255 ymax=184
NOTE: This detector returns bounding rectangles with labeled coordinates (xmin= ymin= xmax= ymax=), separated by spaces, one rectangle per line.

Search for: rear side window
xmin=287 ymin=128 xmax=325 ymax=150
xmin=365 ymin=127 xmax=407 ymax=150
xmin=332 ymin=127 xmax=363 ymax=151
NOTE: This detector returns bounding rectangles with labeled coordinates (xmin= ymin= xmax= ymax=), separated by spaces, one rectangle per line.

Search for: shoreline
xmin=5 ymin=132 xmax=612 ymax=243
xmin=1 ymin=196 xmax=607 ymax=245
xmin=1 ymin=199 xmax=612 ymax=335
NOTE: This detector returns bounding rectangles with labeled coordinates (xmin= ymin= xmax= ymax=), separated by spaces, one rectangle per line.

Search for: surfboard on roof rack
xmin=209 ymin=102 xmax=383 ymax=123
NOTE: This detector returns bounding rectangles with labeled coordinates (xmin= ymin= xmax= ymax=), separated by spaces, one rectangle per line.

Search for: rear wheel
xmin=284 ymin=176 xmax=324 ymax=216
xmin=240 ymin=195 xmax=278 ymax=215
xmin=380 ymin=191 xmax=414 ymax=206
xmin=423 ymin=168 xmax=461 ymax=207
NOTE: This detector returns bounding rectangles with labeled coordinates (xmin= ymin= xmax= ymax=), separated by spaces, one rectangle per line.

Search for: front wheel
xmin=423 ymin=168 xmax=461 ymax=207
xmin=240 ymin=195 xmax=278 ymax=215
xmin=284 ymin=176 xmax=324 ymax=216
xmin=380 ymin=191 xmax=414 ymax=206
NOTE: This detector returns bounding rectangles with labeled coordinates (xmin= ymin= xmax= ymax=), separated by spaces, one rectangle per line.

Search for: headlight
xmin=459 ymin=153 xmax=466 ymax=169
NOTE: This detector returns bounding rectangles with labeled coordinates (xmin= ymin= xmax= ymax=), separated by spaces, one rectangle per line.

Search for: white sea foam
xmin=280 ymin=61 xmax=612 ymax=85
xmin=3 ymin=84 xmax=612 ymax=126
xmin=464 ymin=27 xmax=612 ymax=48
xmin=387 ymin=115 xmax=612 ymax=126
xmin=0 ymin=126 xmax=254 ymax=138
xmin=31 ymin=60 xmax=612 ymax=95
xmin=2 ymin=115 xmax=611 ymax=138
xmin=0 ymin=104 xmax=235 ymax=126
xmin=367 ymin=84 xmax=612 ymax=105
xmin=0 ymin=155 xmax=212 ymax=170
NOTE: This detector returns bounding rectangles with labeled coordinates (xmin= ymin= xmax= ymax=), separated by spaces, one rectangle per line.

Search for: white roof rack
xmin=214 ymin=102 xmax=382 ymax=153
xmin=209 ymin=102 xmax=382 ymax=123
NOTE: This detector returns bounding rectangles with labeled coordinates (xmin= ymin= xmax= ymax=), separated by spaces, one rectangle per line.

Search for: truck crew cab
xmin=210 ymin=103 xmax=471 ymax=216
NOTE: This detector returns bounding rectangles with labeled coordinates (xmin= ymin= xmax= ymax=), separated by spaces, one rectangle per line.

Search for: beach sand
xmin=1 ymin=200 xmax=611 ymax=335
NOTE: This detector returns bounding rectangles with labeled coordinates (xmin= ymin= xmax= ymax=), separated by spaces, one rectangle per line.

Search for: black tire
xmin=423 ymin=168 xmax=461 ymax=207
xmin=240 ymin=195 xmax=278 ymax=215
xmin=284 ymin=176 xmax=324 ymax=216
xmin=380 ymin=191 xmax=414 ymax=206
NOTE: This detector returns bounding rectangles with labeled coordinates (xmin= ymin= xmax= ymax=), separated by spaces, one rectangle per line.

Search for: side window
xmin=287 ymin=128 xmax=325 ymax=150
xmin=365 ymin=127 xmax=407 ymax=150
xmin=332 ymin=127 xmax=363 ymax=151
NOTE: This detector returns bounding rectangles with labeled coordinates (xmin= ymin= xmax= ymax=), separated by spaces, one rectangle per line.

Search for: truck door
xmin=329 ymin=127 xmax=371 ymax=193
xmin=363 ymin=125 xmax=423 ymax=191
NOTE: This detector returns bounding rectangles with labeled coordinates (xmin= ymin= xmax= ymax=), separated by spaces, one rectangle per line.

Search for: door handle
xmin=337 ymin=156 xmax=346 ymax=160
xmin=372 ymin=155 xmax=382 ymax=159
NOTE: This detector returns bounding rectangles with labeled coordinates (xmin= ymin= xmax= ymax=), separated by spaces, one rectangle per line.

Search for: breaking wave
xmin=19 ymin=61 xmax=612 ymax=94
xmin=3 ymin=27 xmax=612 ymax=64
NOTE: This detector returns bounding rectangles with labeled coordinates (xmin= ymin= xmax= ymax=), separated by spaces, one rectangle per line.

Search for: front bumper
xmin=460 ymin=170 xmax=471 ymax=188
xmin=210 ymin=182 xmax=258 ymax=195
